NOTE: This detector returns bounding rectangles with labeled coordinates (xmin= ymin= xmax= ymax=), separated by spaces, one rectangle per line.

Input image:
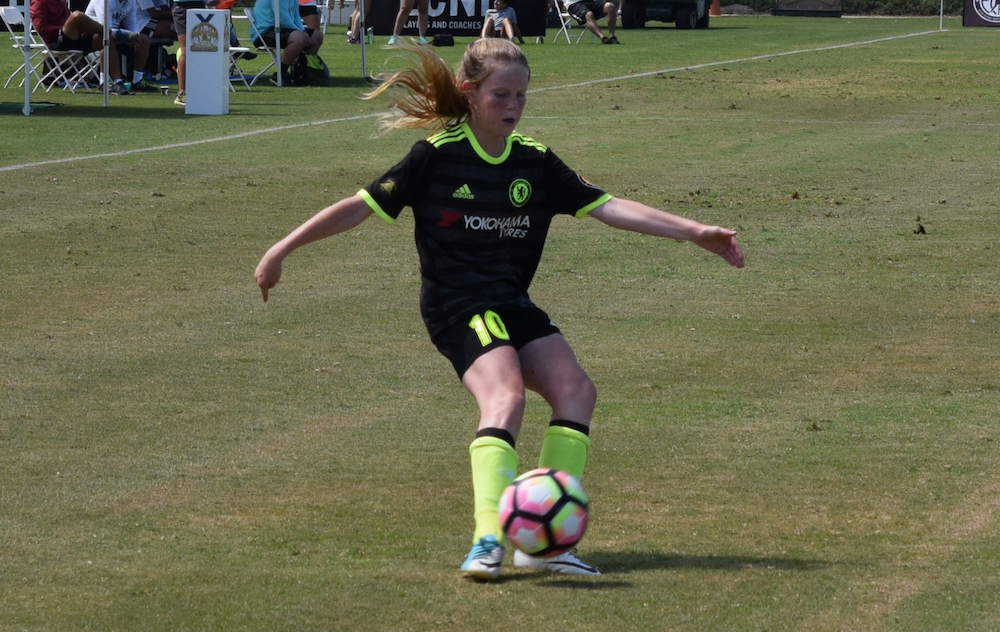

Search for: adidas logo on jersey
xmin=452 ymin=184 xmax=474 ymax=199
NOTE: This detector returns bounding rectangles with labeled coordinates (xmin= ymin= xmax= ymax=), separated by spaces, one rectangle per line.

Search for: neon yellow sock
xmin=537 ymin=424 xmax=591 ymax=480
xmin=469 ymin=436 xmax=518 ymax=542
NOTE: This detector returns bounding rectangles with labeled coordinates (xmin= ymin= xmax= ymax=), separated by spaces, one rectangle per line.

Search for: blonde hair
xmin=365 ymin=38 xmax=530 ymax=133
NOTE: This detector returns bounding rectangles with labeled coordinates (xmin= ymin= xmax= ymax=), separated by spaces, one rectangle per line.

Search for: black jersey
xmin=359 ymin=122 xmax=612 ymax=338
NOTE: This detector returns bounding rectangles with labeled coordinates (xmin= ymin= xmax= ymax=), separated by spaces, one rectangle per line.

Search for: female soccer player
xmin=254 ymin=38 xmax=744 ymax=581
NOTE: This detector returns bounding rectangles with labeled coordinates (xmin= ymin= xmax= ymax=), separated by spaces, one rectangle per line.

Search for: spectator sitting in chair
xmin=346 ymin=0 xmax=371 ymax=44
xmin=31 ymin=0 xmax=101 ymax=52
xmin=136 ymin=0 xmax=175 ymax=41
xmin=480 ymin=0 xmax=524 ymax=43
xmin=85 ymin=0 xmax=155 ymax=92
xmin=30 ymin=0 xmax=126 ymax=87
xmin=565 ymin=0 xmax=618 ymax=44
xmin=251 ymin=0 xmax=324 ymax=85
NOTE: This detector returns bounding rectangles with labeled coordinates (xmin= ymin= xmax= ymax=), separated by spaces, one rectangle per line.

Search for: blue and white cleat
xmin=513 ymin=548 xmax=600 ymax=575
xmin=461 ymin=535 xmax=505 ymax=581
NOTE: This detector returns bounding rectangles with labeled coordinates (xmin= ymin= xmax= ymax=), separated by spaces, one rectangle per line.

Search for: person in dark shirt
xmin=254 ymin=38 xmax=744 ymax=581
xmin=31 ymin=0 xmax=102 ymax=51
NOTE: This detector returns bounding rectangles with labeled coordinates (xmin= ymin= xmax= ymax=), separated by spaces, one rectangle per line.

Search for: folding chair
xmin=551 ymin=0 xmax=599 ymax=43
xmin=549 ymin=0 xmax=573 ymax=44
xmin=35 ymin=33 xmax=101 ymax=92
xmin=3 ymin=6 xmax=100 ymax=92
xmin=229 ymin=45 xmax=253 ymax=91
xmin=242 ymin=8 xmax=277 ymax=86
xmin=2 ymin=5 xmax=45 ymax=88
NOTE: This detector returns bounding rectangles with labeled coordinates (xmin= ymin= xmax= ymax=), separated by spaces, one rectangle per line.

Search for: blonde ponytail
xmin=365 ymin=38 xmax=530 ymax=133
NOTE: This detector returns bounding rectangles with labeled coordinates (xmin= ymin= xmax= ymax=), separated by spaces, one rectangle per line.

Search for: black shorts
xmin=568 ymin=0 xmax=609 ymax=22
xmin=299 ymin=4 xmax=319 ymax=16
xmin=172 ymin=1 xmax=206 ymax=35
xmin=51 ymin=30 xmax=97 ymax=53
xmin=433 ymin=304 xmax=561 ymax=378
xmin=255 ymin=27 xmax=312 ymax=49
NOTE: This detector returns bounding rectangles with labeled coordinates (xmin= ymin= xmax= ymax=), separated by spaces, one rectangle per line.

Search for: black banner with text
xmin=367 ymin=0 xmax=547 ymax=37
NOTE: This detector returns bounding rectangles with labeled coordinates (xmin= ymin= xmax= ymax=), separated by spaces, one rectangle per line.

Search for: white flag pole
xmin=21 ymin=1 xmax=32 ymax=115
xmin=273 ymin=0 xmax=281 ymax=86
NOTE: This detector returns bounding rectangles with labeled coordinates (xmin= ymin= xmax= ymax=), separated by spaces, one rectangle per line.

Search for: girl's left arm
xmin=589 ymin=197 xmax=745 ymax=268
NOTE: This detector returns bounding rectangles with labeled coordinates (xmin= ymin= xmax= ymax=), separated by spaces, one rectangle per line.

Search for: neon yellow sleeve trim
xmin=574 ymin=193 xmax=613 ymax=219
xmin=358 ymin=189 xmax=395 ymax=224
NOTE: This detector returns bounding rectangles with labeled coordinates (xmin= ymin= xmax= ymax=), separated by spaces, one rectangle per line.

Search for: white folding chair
xmin=2 ymin=5 xmax=45 ymax=88
xmin=549 ymin=0 xmax=573 ymax=44
xmin=242 ymin=8 xmax=277 ymax=86
xmin=552 ymin=0 xmax=599 ymax=43
xmin=229 ymin=45 xmax=253 ymax=91
xmin=3 ymin=6 xmax=100 ymax=92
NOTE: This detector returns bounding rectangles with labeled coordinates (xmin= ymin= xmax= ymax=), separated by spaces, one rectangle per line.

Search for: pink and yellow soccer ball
xmin=498 ymin=468 xmax=589 ymax=557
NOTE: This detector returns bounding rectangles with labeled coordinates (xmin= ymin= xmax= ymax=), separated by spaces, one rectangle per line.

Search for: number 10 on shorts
xmin=469 ymin=310 xmax=510 ymax=347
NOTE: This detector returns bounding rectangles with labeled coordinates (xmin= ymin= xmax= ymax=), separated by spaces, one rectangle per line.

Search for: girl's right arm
xmin=254 ymin=195 xmax=374 ymax=302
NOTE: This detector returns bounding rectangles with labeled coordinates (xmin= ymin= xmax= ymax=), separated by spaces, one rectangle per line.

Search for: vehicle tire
xmin=675 ymin=5 xmax=696 ymax=28
xmin=695 ymin=7 xmax=709 ymax=27
xmin=621 ymin=1 xmax=647 ymax=28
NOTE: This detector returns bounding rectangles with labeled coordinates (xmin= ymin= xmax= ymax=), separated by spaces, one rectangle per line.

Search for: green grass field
xmin=3 ymin=15 xmax=1000 ymax=632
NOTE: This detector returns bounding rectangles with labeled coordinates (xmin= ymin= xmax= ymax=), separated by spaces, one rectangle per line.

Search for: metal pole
xmin=103 ymin=0 xmax=109 ymax=106
xmin=21 ymin=1 xmax=32 ymax=115
xmin=273 ymin=0 xmax=281 ymax=86
xmin=359 ymin=0 xmax=368 ymax=80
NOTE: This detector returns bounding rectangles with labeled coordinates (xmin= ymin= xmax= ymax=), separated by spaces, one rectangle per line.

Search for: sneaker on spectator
xmin=348 ymin=36 xmax=360 ymax=44
xmin=131 ymin=79 xmax=157 ymax=92
xmin=109 ymin=81 xmax=132 ymax=95
xmin=417 ymin=36 xmax=430 ymax=44
xmin=386 ymin=35 xmax=398 ymax=45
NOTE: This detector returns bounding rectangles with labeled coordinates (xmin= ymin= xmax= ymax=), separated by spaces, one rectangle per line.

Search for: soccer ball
xmin=498 ymin=468 xmax=589 ymax=557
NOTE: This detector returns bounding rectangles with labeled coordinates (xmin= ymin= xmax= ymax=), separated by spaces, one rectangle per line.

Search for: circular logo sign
xmin=973 ymin=0 xmax=1000 ymax=22
xmin=509 ymin=179 xmax=531 ymax=208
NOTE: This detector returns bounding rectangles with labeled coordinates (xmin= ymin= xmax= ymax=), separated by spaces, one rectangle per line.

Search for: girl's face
xmin=463 ymin=62 xmax=530 ymax=146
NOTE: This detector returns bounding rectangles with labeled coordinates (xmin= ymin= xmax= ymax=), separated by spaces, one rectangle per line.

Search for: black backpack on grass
xmin=294 ymin=53 xmax=331 ymax=87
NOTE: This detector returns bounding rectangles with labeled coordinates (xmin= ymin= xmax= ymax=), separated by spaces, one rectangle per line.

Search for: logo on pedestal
xmin=191 ymin=14 xmax=220 ymax=52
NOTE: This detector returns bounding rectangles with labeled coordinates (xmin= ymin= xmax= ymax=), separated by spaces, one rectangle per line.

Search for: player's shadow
xmin=589 ymin=550 xmax=829 ymax=573
xmin=499 ymin=551 xmax=828 ymax=588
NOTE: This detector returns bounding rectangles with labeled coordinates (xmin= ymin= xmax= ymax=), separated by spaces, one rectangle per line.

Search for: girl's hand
xmin=693 ymin=226 xmax=745 ymax=268
xmin=254 ymin=251 xmax=283 ymax=302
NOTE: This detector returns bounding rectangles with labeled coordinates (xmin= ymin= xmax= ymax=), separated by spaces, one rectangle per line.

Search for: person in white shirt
xmin=85 ymin=0 xmax=154 ymax=92
xmin=480 ymin=0 xmax=524 ymax=43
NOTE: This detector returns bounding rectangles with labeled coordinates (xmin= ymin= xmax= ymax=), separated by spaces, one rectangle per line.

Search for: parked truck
xmin=620 ymin=0 xmax=711 ymax=29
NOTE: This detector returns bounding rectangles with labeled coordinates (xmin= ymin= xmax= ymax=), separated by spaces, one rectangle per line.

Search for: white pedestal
xmin=185 ymin=9 xmax=229 ymax=115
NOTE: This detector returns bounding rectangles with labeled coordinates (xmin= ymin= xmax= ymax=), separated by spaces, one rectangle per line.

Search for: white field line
xmin=530 ymin=29 xmax=944 ymax=93
xmin=0 ymin=29 xmax=944 ymax=174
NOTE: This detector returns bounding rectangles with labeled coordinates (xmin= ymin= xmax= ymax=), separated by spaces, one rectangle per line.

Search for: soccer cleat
xmin=347 ymin=36 xmax=360 ymax=44
xmin=386 ymin=35 xmax=398 ymax=45
xmin=513 ymin=549 xmax=601 ymax=576
xmin=417 ymin=36 xmax=430 ymax=45
xmin=608 ymin=35 xmax=620 ymax=44
xmin=174 ymin=93 xmax=185 ymax=106
xmin=460 ymin=535 xmax=505 ymax=580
